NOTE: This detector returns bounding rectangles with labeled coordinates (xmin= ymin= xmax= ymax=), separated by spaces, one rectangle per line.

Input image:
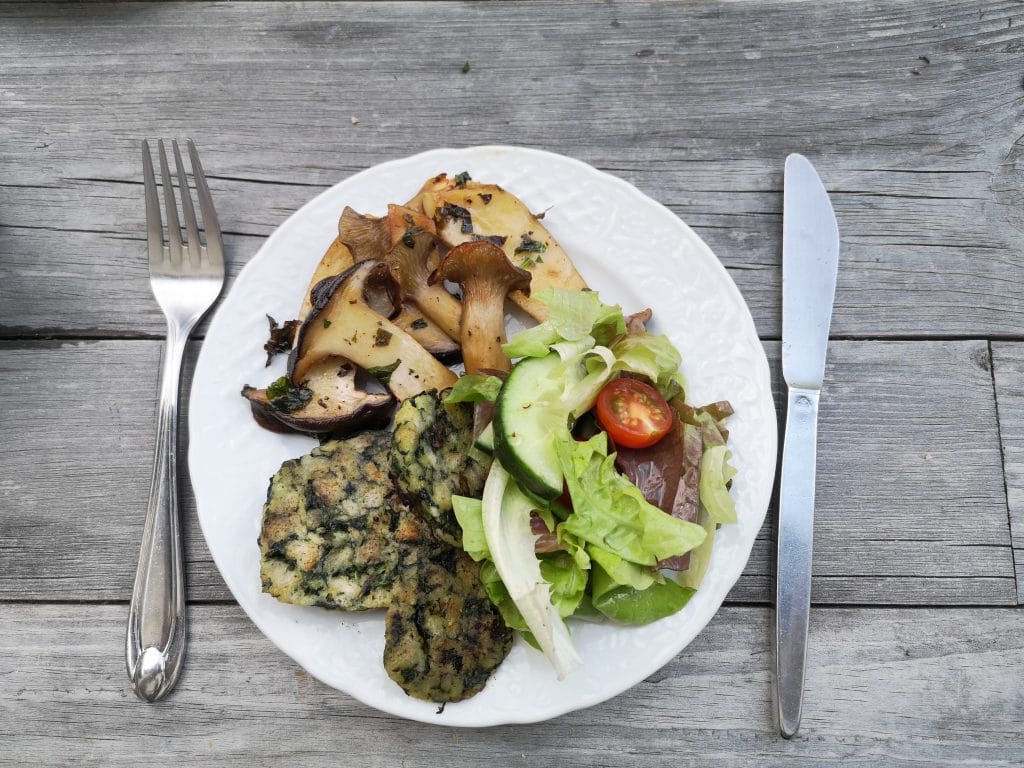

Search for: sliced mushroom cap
xmin=299 ymin=237 xmax=355 ymax=320
xmin=429 ymin=240 xmax=531 ymax=375
xmin=386 ymin=204 xmax=437 ymax=252
xmin=392 ymin=308 xmax=461 ymax=364
xmin=428 ymin=181 xmax=587 ymax=321
xmin=290 ymin=260 xmax=457 ymax=400
xmin=336 ymin=205 xmax=458 ymax=360
xmin=385 ymin=228 xmax=462 ymax=341
xmin=242 ymin=360 xmax=394 ymax=437
xmin=406 ymin=173 xmax=452 ymax=213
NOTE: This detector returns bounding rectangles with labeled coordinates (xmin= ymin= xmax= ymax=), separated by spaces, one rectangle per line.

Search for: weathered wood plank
xmin=991 ymin=342 xmax=1024 ymax=602
xmin=1 ymin=1 xmax=1023 ymax=338
xmin=0 ymin=339 xmax=1013 ymax=604
xmin=2 ymin=603 xmax=1023 ymax=767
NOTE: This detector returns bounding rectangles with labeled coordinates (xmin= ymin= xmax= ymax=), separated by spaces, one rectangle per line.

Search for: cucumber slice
xmin=493 ymin=353 xmax=567 ymax=501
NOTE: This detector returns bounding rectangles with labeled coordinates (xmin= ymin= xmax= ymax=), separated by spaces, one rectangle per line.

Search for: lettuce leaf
xmin=540 ymin=287 xmax=624 ymax=343
xmin=611 ymin=331 xmax=687 ymax=400
xmin=556 ymin=433 xmax=707 ymax=565
xmin=587 ymin=544 xmax=656 ymax=590
xmin=452 ymin=495 xmax=489 ymax=561
xmin=503 ymin=288 xmax=625 ymax=359
xmin=591 ymin=562 xmax=695 ymax=625
xmin=445 ymin=374 xmax=504 ymax=404
xmin=677 ymin=509 xmax=718 ymax=589
xmin=540 ymin=551 xmax=588 ymax=618
xmin=699 ymin=445 xmax=737 ymax=524
xmin=503 ymin=324 xmax=562 ymax=359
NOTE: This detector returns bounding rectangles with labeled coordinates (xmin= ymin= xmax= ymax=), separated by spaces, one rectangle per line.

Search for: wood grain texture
xmin=991 ymin=343 xmax=1024 ymax=602
xmin=2 ymin=603 xmax=1023 ymax=767
xmin=3 ymin=2 xmax=1023 ymax=760
xmin=1 ymin=1 xmax=1023 ymax=338
xmin=1 ymin=338 xmax=1013 ymax=605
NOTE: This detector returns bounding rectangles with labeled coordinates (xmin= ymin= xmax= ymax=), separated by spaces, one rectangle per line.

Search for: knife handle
xmin=775 ymin=385 xmax=820 ymax=738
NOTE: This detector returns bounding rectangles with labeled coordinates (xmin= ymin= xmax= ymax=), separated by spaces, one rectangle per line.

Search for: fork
xmin=126 ymin=139 xmax=224 ymax=702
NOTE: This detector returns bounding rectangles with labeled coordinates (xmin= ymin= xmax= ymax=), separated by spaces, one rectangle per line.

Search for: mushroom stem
xmin=386 ymin=230 xmax=463 ymax=341
xmin=460 ymin=282 xmax=513 ymax=374
xmin=429 ymin=241 xmax=532 ymax=376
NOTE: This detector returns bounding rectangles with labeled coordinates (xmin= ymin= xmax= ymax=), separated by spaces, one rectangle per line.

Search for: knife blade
xmin=776 ymin=153 xmax=839 ymax=738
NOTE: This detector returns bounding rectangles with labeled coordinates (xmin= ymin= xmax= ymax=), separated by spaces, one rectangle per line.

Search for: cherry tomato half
xmin=595 ymin=377 xmax=673 ymax=449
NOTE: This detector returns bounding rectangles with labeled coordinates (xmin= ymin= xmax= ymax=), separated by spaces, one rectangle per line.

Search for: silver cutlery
xmin=127 ymin=139 xmax=224 ymax=702
xmin=775 ymin=153 xmax=839 ymax=738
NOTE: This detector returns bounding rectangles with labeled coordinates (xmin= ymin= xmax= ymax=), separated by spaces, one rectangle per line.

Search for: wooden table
xmin=2 ymin=2 xmax=1023 ymax=765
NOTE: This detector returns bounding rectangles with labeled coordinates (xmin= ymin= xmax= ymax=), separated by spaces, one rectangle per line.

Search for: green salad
xmin=448 ymin=288 xmax=736 ymax=678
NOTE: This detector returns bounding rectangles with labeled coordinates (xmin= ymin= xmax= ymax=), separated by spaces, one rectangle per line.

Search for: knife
xmin=776 ymin=153 xmax=839 ymax=739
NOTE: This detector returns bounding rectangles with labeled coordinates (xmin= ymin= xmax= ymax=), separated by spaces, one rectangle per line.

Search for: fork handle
xmin=126 ymin=320 xmax=192 ymax=702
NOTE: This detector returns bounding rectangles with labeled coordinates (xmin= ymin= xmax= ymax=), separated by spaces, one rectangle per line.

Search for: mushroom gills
xmin=385 ymin=229 xmax=462 ymax=341
xmin=289 ymin=260 xmax=457 ymax=401
xmin=335 ymin=206 xmax=457 ymax=359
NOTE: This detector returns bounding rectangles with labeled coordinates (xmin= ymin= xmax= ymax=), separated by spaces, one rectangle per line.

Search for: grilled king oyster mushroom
xmin=242 ymin=359 xmax=394 ymax=438
xmin=289 ymin=261 xmax=457 ymax=400
xmin=430 ymin=240 xmax=531 ymax=376
xmin=424 ymin=178 xmax=587 ymax=322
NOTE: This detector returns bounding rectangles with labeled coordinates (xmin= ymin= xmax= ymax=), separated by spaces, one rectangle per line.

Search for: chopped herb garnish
xmin=263 ymin=315 xmax=300 ymax=366
xmin=461 ymin=62 xmax=470 ymax=74
xmin=367 ymin=360 xmax=401 ymax=386
xmin=514 ymin=233 xmax=547 ymax=255
xmin=266 ymin=376 xmax=313 ymax=413
xmin=411 ymin=318 xmax=429 ymax=330
xmin=323 ymin=318 xmax=332 ymax=328
xmin=402 ymin=225 xmax=424 ymax=248
xmin=471 ymin=233 xmax=508 ymax=247
xmin=374 ymin=328 xmax=393 ymax=347
xmin=454 ymin=171 xmax=472 ymax=186
xmin=520 ymin=256 xmax=535 ymax=269
xmin=440 ymin=203 xmax=473 ymax=234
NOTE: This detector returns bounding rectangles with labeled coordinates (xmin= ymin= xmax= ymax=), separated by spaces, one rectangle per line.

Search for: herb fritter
xmin=390 ymin=391 xmax=487 ymax=548
xmin=258 ymin=432 xmax=404 ymax=610
xmin=383 ymin=526 xmax=513 ymax=703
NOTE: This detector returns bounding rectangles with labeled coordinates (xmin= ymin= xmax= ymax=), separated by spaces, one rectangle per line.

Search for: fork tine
xmin=186 ymin=140 xmax=224 ymax=271
xmin=142 ymin=140 xmax=165 ymax=269
xmin=172 ymin=140 xmax=201 ymax=267
xmin=157 ymin=139 xmax=183 ymax=265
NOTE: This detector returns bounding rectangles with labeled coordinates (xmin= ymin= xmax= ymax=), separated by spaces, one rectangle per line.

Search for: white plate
xmin=189 ymin=146 xmax=776 ymax=726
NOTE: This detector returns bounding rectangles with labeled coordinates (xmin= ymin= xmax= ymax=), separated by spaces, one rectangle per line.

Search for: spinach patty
xmin=383 ymin=519 xmax=513 ymax=703
xmin=258 ymin=400 xmax=510 ymax=703
xmin=390 ymin=391 xmax=487 ymax=548
xmin=258 ymin=431 xmax=403 ymax=610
